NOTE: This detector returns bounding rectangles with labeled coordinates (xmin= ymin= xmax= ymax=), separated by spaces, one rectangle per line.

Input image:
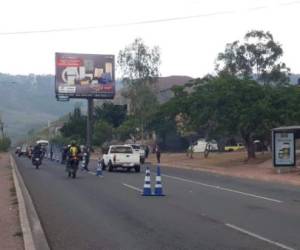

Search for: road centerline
xmin=162 ymin=174 xmax=283 ymax=203
xmin=225 ymin=223 xmax=295 ymax=250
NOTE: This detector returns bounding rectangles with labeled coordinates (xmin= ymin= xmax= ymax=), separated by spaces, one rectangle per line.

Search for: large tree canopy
xmin=216 ymin=30 xmax=290 ymax=85
xmin=118 ymin=38 xmax=160 ymax=82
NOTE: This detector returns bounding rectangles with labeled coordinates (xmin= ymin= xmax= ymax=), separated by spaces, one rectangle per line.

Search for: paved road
xmin=14 ymin=155 xmax=300 ymax=250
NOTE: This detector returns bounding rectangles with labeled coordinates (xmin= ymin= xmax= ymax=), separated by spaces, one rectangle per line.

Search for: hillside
xmin=112 ymin=75 xmax=193 ymax=105
xmin=0 ymin=73 xmax=82 ymax=143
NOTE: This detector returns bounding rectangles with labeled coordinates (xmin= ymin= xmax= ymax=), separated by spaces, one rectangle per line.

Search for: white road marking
xmin=226 ymin=223 xmax=295 ymax=250
xmin=162 ymin=174 xmax=283 ymax=203
xmin=88 ymin=171 xmax=96 ymax=175
xmin=123 ymin=183 xmax=142 ymax=192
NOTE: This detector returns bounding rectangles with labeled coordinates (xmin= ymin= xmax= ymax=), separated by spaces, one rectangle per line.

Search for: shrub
xmin=0 ymin=137 xmax=11 ymax=152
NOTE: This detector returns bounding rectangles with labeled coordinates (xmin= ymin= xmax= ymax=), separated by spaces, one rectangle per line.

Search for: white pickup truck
xmin=102 ymin=145 xmax=141 ymax=172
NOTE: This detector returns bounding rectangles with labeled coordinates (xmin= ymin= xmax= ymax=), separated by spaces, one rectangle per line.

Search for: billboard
xmin=55 ymin=53 xmax=115 ymax=99
xmin=273 ymin=132 xmax=295 ymax=167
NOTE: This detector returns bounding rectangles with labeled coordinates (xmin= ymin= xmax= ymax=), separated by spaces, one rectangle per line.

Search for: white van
xmin=189 ymin=139 xmax=218 ymax=153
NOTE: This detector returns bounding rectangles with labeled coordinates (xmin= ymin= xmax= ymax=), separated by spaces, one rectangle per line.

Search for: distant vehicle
xmin=32 ymin=156 xmax=42 ymax=169
xmin=19 ymin=144 xmax=28 ymax=156
xmin=126 ymin=144 xmax=146 ymax=163
xmin=102 ymin=145 xmax=141 ymax=172
xmin=15 ymin=146 xmax=21 ymax=154
xmin=224 ymin=143 xmax=245 ymax=152
xmin=189 ymin=139 xmax=219 ymax=153
xmin=36 ymin=140 xmax=49 ymax=146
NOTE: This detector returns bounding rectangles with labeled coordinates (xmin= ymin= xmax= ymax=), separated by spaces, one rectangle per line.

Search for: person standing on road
xmin=145 ymin=145 xmax=149 ymax=159
xmin=50 ymin=145 xmax=53 ymax=161
xmin=155 ymin=144 xmax=161 ymax=164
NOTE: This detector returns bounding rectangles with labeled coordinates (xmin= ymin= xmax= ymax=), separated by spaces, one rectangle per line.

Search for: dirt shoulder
xmin=146 ymin=151 xmax=300 ymax=186
xmin=0 ymin=153 xmax=24 ymax=250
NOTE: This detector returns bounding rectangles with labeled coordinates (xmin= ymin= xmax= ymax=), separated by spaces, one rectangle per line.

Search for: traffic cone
xmin=81 ymin=159 xmax=85 ymax=171
xmin=154 ymin=165 xmax=165 ymax=196
xmin=96 ymin=160 xmax=103 ymax=177
xmin=142 ymin=167 xmax=152 ymax=196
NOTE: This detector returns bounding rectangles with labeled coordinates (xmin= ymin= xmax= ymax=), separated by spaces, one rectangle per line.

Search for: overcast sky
xmin=0 ymin=0 xmax=299 ymax=78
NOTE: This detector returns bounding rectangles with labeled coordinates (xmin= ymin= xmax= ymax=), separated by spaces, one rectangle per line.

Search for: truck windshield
xmin=110 ymin=146 xmax=133 ymax=154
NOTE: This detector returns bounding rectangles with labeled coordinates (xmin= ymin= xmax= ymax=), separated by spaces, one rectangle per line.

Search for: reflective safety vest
xmin=70 ymin=146 xmax=78 ymax=157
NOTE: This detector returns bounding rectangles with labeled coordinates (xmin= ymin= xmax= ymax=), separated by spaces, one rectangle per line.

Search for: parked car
xmin=189 ymin=139 xmax=219 ymax=153
xmin=102 ymin=145 xmax=141 ymax=172
xmin=126 ymin=144 xmax=146 ymax=163
xmin=224 ymin=143 xmax=245 ymax=152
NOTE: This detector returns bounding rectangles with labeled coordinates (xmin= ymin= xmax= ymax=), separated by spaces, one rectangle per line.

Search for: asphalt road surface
xmin=14 ymin=155 xmax=300 ymax=250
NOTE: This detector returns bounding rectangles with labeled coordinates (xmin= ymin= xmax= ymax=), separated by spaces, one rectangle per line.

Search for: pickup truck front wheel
xmin=135 ymin=165 xmax=141 ymax=173
xmin=108 ymin=161 xmax=114 ymax=172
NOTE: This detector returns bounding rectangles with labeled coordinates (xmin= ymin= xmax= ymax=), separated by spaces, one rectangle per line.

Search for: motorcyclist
xmin=66 ymin=141 xmax=81 ymax=178
xmin=32 ymin=143 xmax=43 ymax=165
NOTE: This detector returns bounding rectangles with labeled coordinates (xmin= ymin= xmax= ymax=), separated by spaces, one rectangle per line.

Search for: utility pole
xmin=0 ymin=118 xmax=4 ymax=139
xmin=86 ymin=98 xmax=94 ymax=149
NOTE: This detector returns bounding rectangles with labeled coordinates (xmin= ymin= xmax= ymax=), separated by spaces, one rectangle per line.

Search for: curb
xmin=10 ymin=155 xmax=50 ymax=250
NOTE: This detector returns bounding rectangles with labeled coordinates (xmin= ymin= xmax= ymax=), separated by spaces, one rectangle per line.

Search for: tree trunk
xmin=245 ymin=138 xmax=256 ymax=159
xmin=190 ymin=144 xmax=194 ymax=159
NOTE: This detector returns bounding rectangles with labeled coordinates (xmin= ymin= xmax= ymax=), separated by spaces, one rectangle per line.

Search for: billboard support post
xmin=86 ymin=98 xmax=94 ymax=149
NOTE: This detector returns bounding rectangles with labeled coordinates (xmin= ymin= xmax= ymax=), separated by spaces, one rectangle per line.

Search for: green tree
xmin=118 ymin=38 xmax=160 ymax=81
xmin=118 ymin=38 xmax=160 ymax=141
xmin=60 ymin=107 xmax=86 ymax=143
xmin=115 ymin=117 xmax=138 ymax=142
xmin=216 ymin=30 xmax=290 ymax=85
xmin=187 ymin=75 xmax=277 ymax=159
xmin=93 ymin=120 xmax=113 ymax=146
xmin=94 ymin=103 xmax=127 ymax=128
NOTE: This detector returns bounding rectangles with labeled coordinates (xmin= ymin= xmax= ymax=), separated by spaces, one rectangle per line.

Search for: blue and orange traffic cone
xmin=142 ymin=167 xmax=152 ymax=196
xmin=154 ymin=165 xmax=165 ymax=196
xmin=96 ymin=160 xmax=103 ymax=177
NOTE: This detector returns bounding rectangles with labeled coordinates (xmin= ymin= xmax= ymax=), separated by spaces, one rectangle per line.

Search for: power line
xmin=0 ymin=0 xmax=299 ymax=36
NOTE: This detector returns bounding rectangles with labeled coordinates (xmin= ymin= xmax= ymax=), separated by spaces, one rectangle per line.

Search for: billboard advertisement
xmin=55 ymin=53 xmax=115 ymax=99
xmin=273 ymin=132 xmax=295 ymax=167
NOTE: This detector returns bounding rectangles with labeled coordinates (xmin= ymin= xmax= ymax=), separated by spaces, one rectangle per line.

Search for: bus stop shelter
xmin=272 ymin=126 xmax=300 ymax=173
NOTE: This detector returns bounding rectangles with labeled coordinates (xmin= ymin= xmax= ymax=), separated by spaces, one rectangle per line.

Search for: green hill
xmin=0 ymin=73 xmax=83 ymax=143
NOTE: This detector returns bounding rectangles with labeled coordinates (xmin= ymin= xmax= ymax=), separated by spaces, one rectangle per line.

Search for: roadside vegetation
xmin=0 ymin=116 xmax=11 ymax=152
xmin=52 ymin=30 xmax=300 ymax=160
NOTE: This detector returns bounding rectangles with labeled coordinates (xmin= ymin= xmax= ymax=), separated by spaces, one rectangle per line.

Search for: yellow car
xmin=224 ymin=143 xmax=245 ymax=152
